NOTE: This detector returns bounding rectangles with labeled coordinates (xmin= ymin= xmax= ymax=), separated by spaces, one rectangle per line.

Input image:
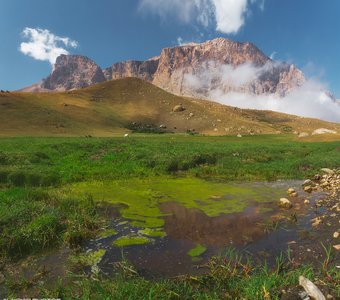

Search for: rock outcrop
xmin=41 ymin=55 xmax=106 ymax=91
xmin=103 ymin=57 xmax=159 ymax=82
xmin=20 ymin=38 xmax=306 ymax=98
xmin=104 ymin=38 xmax=305 ymax=98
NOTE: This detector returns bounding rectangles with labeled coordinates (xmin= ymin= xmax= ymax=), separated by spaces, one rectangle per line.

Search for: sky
xmin=0 ymin=0 xmax=339 ymax=100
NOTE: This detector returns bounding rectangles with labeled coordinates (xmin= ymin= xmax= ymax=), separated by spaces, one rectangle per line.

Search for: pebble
xmin=333 ymin=232 xmax=339 ymax=239
xmin=311 ymin=217 xmax=322 ymax=227
xmin=333 ymin=244 xmax=340 ymax=251
xmin=298 ymin=291 xmax=310 ymax=300
xmin=287 ymin=188 xmax=296 ymax=194
xmin=304 ymin=199 xmax=310 ymax=205
xmin=304 ymin=186 xmax=313 ymax=193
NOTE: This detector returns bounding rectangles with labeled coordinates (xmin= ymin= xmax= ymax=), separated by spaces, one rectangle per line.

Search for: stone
xmin=172 ymin=104 xmax=186 ymax=112
xmin=321 ymin=168 xmax=335 ymax=175
xmin=298 ymin=132 xmax=309 ymax=138
xmin=298 ymin=291 xmax=311 ymax=300
xmin=314 ymin=174 xmax=321 ymax=181
xmin=312 ymin=128 xmax=337 ymax=135
xmin=304 ymin=199 xmax=310 ymax=205
xmin=288 ymin=188 xmax=296 ymax=194
xmin=333 ymin=244 xmax=340 ymax=251
xmin=304 ymin=186 xmax=313 ymax=193
xmin=237 ymin=134 xmax=242 ymax=138
xmin=159 ymin=124 xmax=167 ymax=129
xmin=333 ymin=232 xmax=339 ymax=239
xmin=311 ymin=217 xmax=322 ymax=227
xmin=279 ymin=198 xmax=293 ymax=209
xmin=303 ymin=179 xmax=313 ymax=186
xmin=299 ymin=276 xmax=326 ymax=300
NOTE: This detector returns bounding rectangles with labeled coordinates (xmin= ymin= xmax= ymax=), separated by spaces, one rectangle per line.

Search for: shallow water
xmin=80 ymin=178 xmax=325 ymax=277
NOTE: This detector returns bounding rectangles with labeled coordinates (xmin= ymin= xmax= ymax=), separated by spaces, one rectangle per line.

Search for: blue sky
xmin=0 ymin=0 xmax=339 ymax=98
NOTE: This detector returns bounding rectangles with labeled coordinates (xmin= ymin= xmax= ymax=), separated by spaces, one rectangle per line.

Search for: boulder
xmin=172 ymin=104 xmax=186 ymax=112
xmin=279 ymin=198 xmax=293 ymax=209
xmin=303 ymin=179 xmax=313 ymax=186
xmin=321 ymin=168 xmax=335 ymax=175
xmin=304 ymin=186 xmax=313 ymax=193
xmin=298 ymin=132 xmax=309 ymax=138
xmin=287 ymin=188 xmax=296 ymax=194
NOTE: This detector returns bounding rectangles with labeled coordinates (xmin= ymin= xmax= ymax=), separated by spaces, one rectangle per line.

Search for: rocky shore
xmin=281 ymin=168 xmax=340 ymax=299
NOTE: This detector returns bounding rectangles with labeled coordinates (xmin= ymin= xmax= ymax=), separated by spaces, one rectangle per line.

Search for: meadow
xmin=0 ymin=134 xmax=339 ymax=298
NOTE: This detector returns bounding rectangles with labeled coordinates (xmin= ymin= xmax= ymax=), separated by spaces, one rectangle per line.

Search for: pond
xmin=71 ymin=178 xmax=325 ymax=277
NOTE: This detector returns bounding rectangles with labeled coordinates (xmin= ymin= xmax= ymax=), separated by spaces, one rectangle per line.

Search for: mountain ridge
xmin=20 ymin=38 xmax=306 ymax=100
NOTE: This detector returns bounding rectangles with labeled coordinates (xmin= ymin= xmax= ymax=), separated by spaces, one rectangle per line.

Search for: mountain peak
xmin=21 ymin=38 xmax=305 ymax=99
xmin=42 ymin=54 xmax=106 ymax=91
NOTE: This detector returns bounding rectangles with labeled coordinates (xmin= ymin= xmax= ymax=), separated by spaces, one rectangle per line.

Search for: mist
xmin=184 ymin=62 xmax=340 ymax=123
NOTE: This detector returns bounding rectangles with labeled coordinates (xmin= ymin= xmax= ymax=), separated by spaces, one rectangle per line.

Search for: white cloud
xmin=184 ymin=62 xmax=340 ymax=122
xmin=177 ymin=36 xmax=200 ymax=46
xmin=20 ymin=27 xmax=78 ymax=65
xmin=270 ymin=51 xmax=277 ymax=60
xmin=139 ymin=0 xmax=265 ymax=34
xmin=212 ymin=0 xmax=248 ymax=34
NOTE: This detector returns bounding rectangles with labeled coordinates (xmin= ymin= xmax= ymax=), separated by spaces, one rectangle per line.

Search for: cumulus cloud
xmin=139 ymin=0 xmax=265 ymax=34
xmin=184 ymin=62 xmax=340 ymax=122
xmin=20 ymin=27 xmax=78 ymax=65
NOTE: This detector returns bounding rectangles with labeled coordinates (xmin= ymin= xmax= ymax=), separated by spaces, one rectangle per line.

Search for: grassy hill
xmin=0 ymin=78 xmax=339 ymax=138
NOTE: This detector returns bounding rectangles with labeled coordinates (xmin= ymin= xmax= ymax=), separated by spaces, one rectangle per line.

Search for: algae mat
xmin=71 ymin=177 xmax=290 ymax=229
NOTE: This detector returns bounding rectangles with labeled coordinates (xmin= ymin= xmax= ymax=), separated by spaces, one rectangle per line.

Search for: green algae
xmin=71 ymin=177 xmax=286 ymax=232
xmin=73 ymin=249 xmax=106 ymax=266
xmin=98 ymin=228 xmax=118 ymax=239
xmin=113 ymin=235 xmax=151 ymax=247
xmin=138 ymin=228 xmax=166 ymax=238
xmin=188 ymin=244 xmax=207 ymax=257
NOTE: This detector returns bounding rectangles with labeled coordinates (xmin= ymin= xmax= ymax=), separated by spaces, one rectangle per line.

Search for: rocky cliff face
xmin=21 ymin=38 xmax=306 ymax=98
xmin=150 ymin=38 xmax=305 ymax=98
xmin=103 ymin=57 xmax=159 ymax=82
xmin=41 ymin=55 xmax=106 ymax=91
xmin=104 ymin=38 xmax=305 ymax=98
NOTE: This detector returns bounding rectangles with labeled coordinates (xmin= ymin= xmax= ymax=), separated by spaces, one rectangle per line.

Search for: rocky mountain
xmin=104 ymin=38 xmax=305 ymax=98
xmin=103 ymin=57 xmax=159 ymax=82
xmin=41 ymin=55 xmax=105 ymax=91
xmin=21 ymin=38 xmax=305 ymax=98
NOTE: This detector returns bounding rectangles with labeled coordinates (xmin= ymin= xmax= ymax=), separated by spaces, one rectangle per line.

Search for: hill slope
xmin=1 ymin=78 xmax=339 ymax=137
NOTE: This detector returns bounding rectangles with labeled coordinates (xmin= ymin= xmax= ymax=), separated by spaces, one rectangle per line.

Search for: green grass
xmin=0 ymin=188 xmax=101 ymax=257
xmin=35 ymin=253 xmax=339 ymax=300
xmin=0 ymin=135 xmax=339 ymax=188
xmin=1 ymin=135 xmax=339 ymax=298
xmin=0 ymin=135 xmax=339 ymax=256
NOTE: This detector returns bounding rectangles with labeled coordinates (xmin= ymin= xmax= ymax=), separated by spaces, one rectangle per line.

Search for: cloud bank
xmin=20 ymin=27 xmax=78 ymax=65
xmin=139 ymin=0 xmax=264 ymax=34
xmin=184 ymin=62 xmax=340 ymax=122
